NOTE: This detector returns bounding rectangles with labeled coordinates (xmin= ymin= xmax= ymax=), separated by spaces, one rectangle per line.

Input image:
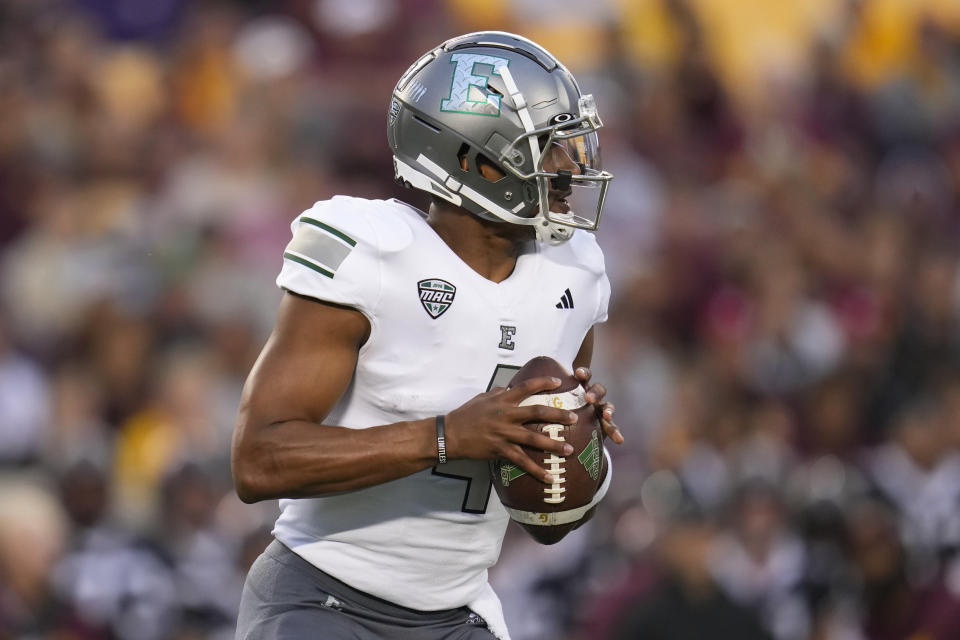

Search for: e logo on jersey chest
xmin=418 ymin=278 xmax=456 ymax=319
xmin=499 ymin=325 xmax=516 ymax=350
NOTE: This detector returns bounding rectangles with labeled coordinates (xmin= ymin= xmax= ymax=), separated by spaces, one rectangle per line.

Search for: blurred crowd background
xmin=1 ymin=0 xmax=960 ymax=638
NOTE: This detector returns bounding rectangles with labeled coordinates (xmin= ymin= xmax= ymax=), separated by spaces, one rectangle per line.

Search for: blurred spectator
xmin=711 ymin=482 xmax=810 ymax=640
xmin=156 ymin=463 xmax=241 ymax=637
xmin=866 ymin=401 xmax=960 ymax=554
xmin=52 ymin=461 xmax=180 ymax=640
xmin=848 ymin=498 xmax=960 ymax=640
xmin=0 ymin=321 xmax=50 ymax=465
xmin=609 ymin=503 xmax=773 ymax=640
xmin=0 ymin=478 xmax=69 ymax=637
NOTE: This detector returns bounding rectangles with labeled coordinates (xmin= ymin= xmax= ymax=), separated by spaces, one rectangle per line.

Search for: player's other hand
xmin=575 ymin=367 xmax=623 ymax=445
xmin=444 ymin=377 xmax=577 ymax=484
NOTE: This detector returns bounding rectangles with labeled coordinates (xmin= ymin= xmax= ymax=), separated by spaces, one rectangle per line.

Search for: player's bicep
xmin=239 ymin=292 xmax=370 ymax=428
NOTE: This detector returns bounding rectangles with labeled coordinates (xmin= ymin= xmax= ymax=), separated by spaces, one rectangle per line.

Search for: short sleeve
xmin=594 ymin=269 xmax=611 ymax=325
xmin=567 ymin=230 xmax=611 ymax=326
xmin=276 ymin=198 xmax=382 ymax=317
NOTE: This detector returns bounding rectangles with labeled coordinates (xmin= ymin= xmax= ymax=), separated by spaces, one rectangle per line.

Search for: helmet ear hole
xmin=457 ymin=143 xmax=470 ymax=171
xmin=523 ymin=182 xmax=537 ymax=203
xmin=475 ymin=153 xmax=505 ymax=183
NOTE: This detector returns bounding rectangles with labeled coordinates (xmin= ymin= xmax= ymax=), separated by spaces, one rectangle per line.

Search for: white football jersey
xmin=271 ymin=196 xmax=610 ymax=617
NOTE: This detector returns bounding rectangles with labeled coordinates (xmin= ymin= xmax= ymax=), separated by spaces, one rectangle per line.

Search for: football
xmin=489 ymin=356 xmax=609 ymax=545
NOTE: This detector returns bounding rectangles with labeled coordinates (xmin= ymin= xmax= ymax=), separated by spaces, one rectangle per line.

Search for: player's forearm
xmin=231 ymin=417 xmax=438 ymax=502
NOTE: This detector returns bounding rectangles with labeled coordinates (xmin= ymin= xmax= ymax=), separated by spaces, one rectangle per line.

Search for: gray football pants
xmin=236 ymin=540 xmax=497 ymax=639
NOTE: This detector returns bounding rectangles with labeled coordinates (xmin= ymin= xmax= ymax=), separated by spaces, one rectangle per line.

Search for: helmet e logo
xmin=440 ymin=53 xmax=510 ymax=117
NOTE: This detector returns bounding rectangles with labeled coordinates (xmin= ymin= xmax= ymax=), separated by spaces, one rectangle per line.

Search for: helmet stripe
xmin=497 ymin=65 xmax=540 ymax=165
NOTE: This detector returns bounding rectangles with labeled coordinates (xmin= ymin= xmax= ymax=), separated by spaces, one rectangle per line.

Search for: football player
xmin=232 ymin=31 xmax=622 ymax=640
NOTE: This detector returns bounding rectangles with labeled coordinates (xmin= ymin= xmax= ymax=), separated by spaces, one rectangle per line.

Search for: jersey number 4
xmin=431 ymin=364 xmax=520 ymax=514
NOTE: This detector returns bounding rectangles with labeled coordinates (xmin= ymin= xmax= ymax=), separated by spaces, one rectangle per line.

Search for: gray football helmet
xmin=387 ymin=31 xmax=613 ymax=243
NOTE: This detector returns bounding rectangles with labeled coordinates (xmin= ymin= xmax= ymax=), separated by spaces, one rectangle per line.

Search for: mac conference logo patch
xmin=418 ymin=278 xmax=456 ymax=319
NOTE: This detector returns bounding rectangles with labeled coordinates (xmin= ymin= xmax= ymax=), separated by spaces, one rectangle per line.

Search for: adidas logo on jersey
xmin=555 ymin=288 xmax=574 ymax=309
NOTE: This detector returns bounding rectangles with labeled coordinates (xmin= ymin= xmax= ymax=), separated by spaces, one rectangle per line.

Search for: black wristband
xmin=436 ymin=415 xmax=447 ymax=465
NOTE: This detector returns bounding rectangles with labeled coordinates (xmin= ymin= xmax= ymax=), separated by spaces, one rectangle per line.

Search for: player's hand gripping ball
xmin=490 ymin=356 xmax=608 ymax=545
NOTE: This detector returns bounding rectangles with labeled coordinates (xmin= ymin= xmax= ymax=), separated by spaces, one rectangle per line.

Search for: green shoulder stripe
xmin=287 ymin=223 xmax=353 ymax=272
xmin=283 ymin=251 xmax=334 ymax=279
xmin=300 ymin=217 xmax=357 ymax=247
